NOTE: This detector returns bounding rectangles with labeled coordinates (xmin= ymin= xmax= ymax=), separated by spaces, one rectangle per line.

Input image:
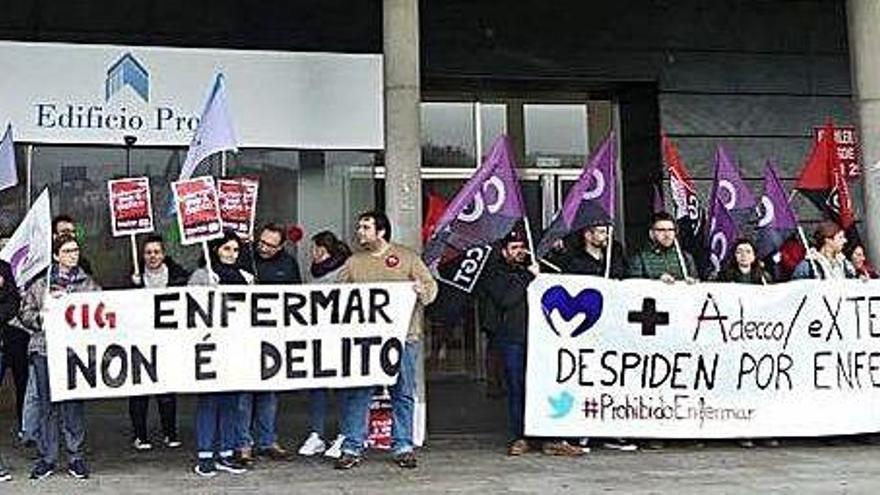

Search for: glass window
xmin=479 ymin=103 xmax=507 ymax=163
xmin=524 ymin=103 xmax=588 ymax=167
xmin=30 ymin=145 xmax=377 ymax=287
xmin=421 ymin=102 xmax=476 ymax=167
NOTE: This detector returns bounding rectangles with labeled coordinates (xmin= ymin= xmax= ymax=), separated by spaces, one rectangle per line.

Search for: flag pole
xmin=523 ymin=215 xmax=538 ymax=267
xmin=796 ymin=226 xmax=819 ymax=278
xmin=130 ymin=234 xmax=140 ymax=277
xmin=673 ymin=236 xmax=689 ymax=279
xmin=604 ymin=225 xmax=614 ymax=278
xmin=202 ymin=241 xmax=215 ymax=281
xmin=221 ymin=150 xmax=227 ymax=177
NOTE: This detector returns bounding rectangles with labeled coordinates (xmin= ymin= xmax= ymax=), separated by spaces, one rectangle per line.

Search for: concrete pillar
xmin=848 ymin=0 xmax=880 ymax=261
xmin=383 ymin=0 xmax=426 ymax=445
xmin=383 ymin=0 xmax=422 ymax=248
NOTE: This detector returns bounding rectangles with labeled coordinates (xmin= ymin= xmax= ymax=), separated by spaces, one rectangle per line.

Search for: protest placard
xmin=108 ymin=177 xmax=154 ymax=237
xmin=171 ymin=176 xmax=223 ymax=245
xmin=218 ymin=177 xmax=259 ymax=237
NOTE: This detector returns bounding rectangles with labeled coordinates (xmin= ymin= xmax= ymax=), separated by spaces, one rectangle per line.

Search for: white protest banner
xmin=218 ymin=177 xmax=259 ymax=237
xmin=44 ymin=282 xmax=417 ymax=401
xmin=171 ymin=176 xmax=223 ymax=245
xmin=108 ymin=177 xmax=154 ymax=237
xmin=526 ymin=274 xmax=880 ymax=439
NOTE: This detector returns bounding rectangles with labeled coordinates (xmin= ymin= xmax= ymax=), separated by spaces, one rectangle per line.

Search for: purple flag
xmin=707 ymin=194 xmax=739 ymax=275
xmin=424 ymin=135 xmax=526 ymax=291
xmin=536 ymin=133 xmax=616 ymax=258
xmin=709 ymin=144 xmax=756 ymax=213
xmin=756 ymin=161 xmax=798 ymax=258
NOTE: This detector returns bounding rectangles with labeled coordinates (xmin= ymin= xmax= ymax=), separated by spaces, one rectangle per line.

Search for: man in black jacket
xmin=478 ymin=229 xmax=582 ymax=457
xmin=556 ymin=226 xmax=636 ymax=452
xmin=236 ymin=223 xmax=300 ymax=463
xmin=129 ymin=234 xmax=189 ymax=451
xmin=0 ymin=257 xmax=20 ymax=481
xmin=557 ymin=225 xmax=627 ymax=279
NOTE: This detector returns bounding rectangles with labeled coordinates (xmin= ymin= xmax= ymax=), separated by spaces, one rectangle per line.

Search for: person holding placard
xmin=20 ymin=234 xmax=99 ymax=481
xmin=298 ymin=230 xmax=351 ymax=459
xmin=189 ymin=230 xmax=254 ymax=477
xmin=234 ymin=223 xmax=301 ymax=464
xmin=334 ymin=211 xmax=437 ymax=470
xmin=715 ymin=238 xmax=779 ymax=449
xmin=128 ymin=234 xmax=190 ymax=452
xmin=628 ymin=211 xmax=697 ymax=284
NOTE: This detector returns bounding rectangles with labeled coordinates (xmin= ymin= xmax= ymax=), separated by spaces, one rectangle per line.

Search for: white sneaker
xmin=603 ymin=439 xmax=638 ymax=452
xmin=298 ymin=432 xmax=326 ymax=456
xmin=133 ymin=438 xmax=153 ymax=451
xmin=324 ymin=434 xmax=345 ymax=459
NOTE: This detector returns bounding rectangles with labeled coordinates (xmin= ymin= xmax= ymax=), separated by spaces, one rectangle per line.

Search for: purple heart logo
xmin=540 ymin=286 xmax=603 ymax=337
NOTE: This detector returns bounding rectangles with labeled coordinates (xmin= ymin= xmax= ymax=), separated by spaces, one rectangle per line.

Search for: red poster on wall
xmin=171 ymin=176 xmax=223 ymax=245
xmin=108 ymin=177 xmax=154 ymax=237
xmin=218 ymin=177 xmax=259 ymax=238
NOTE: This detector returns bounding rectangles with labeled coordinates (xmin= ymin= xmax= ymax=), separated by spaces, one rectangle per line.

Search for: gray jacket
xmin=20 ymin=267 xmax=101 ymax=356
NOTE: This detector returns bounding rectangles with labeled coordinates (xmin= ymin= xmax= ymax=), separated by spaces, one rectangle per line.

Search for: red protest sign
xmin=171 ymin=176 xmax=223 ymax=245
xmin=218 ymin=177 xmax=259 ymax=238
xmin=107 ymin=177 xmax=154 ymax=237
xmin=813 ymin=125 xmax=861 ymax=180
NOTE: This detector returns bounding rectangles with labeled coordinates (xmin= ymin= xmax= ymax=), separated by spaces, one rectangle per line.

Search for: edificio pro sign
xmin=44 ymin=282 xmax=416 ymax=401
xmin=0 ymin=41 xmax=383 ymax=148
xmin=526 ymin=275 xmax=880 ymax=439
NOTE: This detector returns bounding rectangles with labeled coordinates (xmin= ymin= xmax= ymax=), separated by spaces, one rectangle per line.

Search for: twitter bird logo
xmin=548 ymin=391 xmax=575 ymax=419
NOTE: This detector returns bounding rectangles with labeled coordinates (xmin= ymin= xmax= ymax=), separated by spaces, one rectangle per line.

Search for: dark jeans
xmin=496 ymin=342 xmax=526 ymax=442
xmin=0 ymin=326 xmax=30 ymax=431
xmin=129 ymin=394 xmax=177 ymax=441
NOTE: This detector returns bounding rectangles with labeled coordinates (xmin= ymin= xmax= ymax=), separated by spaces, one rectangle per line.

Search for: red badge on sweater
xmin=385 ymin=254 xmax=400 ymax=269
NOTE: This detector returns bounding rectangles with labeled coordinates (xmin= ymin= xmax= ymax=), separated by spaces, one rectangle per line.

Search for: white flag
xmin=0 ymin=188 xmax=51 ymax=288
xmin=179 ymin=74 xmax=238 ymax=180
xmin=0 ymin=124 xmax=18 ymax=191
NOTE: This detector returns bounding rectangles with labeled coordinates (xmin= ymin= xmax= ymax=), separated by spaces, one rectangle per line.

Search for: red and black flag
xmin=796 ymin=120 xmax=855 ymax=230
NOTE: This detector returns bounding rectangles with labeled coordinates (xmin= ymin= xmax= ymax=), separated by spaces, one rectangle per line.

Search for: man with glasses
xmin=626 ymin=211 xmax=697 ymax=451
xmin=628 ymin=211 xmax=697 ymax=283
xmin=235 ymin=223 xmax=301 ymax=464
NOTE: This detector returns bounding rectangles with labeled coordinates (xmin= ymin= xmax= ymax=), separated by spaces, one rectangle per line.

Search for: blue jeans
xmin=236 ymin=392 xmax=277 ymax=449
xmin=340 ymin=341 xmax=418 ymax=456
xmin=32 ymin=354 xmax=86 ymax=465
xmin=309 ymin=389 xmax=328 ymax=436
xmin=195 ymin=393 xmax=238 ymax=459
xmin=497 ymin=342 xmax=525 ymax=441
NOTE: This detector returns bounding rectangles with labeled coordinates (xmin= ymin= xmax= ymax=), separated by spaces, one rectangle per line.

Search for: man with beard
xmin=334 ymin=211 xmax=437 ymax=470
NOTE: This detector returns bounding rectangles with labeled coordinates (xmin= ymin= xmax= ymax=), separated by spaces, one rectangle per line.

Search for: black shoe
xmin=29 ymin=460 xmax=53 ymax=480
xmin=215 ymin=457 xmax=247 ymax=474
xmin=163 ymin=435 xmax=182 ymax=449
xmin=334 ymin=453 xmax=361 ymax=470
xmin=193 ymin=459 xmax=217 ymax=478
xmin=393 ymin=451 xmax=417 ymax=469
xmin=0 ymin=465 xmax=11 ymax=482
xmin=68 ymin=459 xmax=90 ymax=479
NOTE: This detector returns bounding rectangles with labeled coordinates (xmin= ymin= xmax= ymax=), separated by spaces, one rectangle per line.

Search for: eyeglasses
xmin=258 ymin=239 xmax=283 ymax=250
xmin=59 ymin=247 xmax=80 ymax=254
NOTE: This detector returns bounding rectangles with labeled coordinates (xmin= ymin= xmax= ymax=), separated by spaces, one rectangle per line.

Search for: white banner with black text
xmin=525 ymin=274 xmax=880 ymax=438
xmin=45 ymin=282 xmax=416 ymax=402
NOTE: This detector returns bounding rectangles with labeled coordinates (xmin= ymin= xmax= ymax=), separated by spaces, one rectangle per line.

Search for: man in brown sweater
xmin=335 ymin=211 xmax=437 ymax=470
